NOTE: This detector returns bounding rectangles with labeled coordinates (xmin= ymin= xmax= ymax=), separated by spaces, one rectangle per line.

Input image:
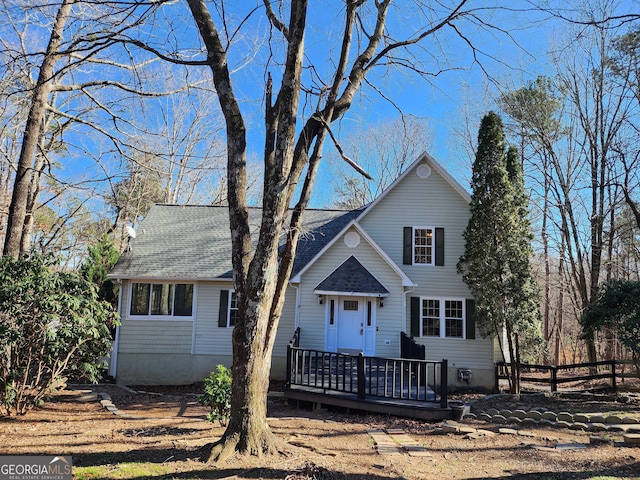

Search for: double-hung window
xmin=403 ymin=227 xmax=444 ymax=266
xmin=421 ymin=298 xmax=464 ymax=338
xmin=130 ymin=282 xmax=194 ymax=317
xmin=414 ymin=227 xmax=434 ymax=265
xmin=218 ymin=290 xmax=238 ymax=327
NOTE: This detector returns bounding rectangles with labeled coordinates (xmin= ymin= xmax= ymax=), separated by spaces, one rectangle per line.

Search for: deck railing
xmin=286 ymin=346 xmax=448 ymax=408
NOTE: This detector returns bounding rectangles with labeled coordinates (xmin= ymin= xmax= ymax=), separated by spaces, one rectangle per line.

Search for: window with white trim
xmin=414 ymin=227 xmax=434 ymax=265
xmin=130 ymin=282 xmax=194 ymax=317
xmin=420 ymin=298 xmax=464 ymax=338
xmin=228 ymin=291 xmax=238 ymax=327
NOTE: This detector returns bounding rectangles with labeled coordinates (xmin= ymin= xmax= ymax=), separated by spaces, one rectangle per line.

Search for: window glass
xmin=343 ymin=300 xmax=359 ymax=311
xmin=151 ymin=284 xmax=174 ymax=315
xmin=445 ymin=300 xmax=464 ymax=337
xmin=174 ymin=284 xmax=194 ymax=316
xmin=130 ymin=283 xmax=150 ymax=315
xmin=229 ymin=291 xmax=238 ymax=326
xmin=414 ymin=228 xmax=433 ymax=264
xmin=130 ymin=282 xmax=194 ymax=318
xmin=422 ymin=299 xmax=440 ymax=336
xmin=329 ymin=299 xmax=335 ymax=325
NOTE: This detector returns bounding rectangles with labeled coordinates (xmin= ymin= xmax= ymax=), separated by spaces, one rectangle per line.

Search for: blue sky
xmin=296 ymin=0 xmax=561 ymax=207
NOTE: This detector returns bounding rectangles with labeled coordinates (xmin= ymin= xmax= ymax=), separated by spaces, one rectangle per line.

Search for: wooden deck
xmin=284 ymin=346 xmax=454 ymax=421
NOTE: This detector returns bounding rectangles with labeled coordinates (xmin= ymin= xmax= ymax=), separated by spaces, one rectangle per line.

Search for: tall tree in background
xmin=457 ymin=112 xmax=542 ymax=394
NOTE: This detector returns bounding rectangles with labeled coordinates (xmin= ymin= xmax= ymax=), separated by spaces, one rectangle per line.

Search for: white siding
xmin=297 ymin=226 xmax=405 ymax=358
xmin=357 ymin=161 xmax=497 ymax=388
xmin=193 ymin=281 xmax=234 ymax=355
xmin=359 ymin=161 xmax=471 ymax=298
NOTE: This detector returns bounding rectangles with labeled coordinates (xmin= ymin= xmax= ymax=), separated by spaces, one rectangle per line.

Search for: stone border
xmin=460 ymin=398 xmax=640 ymax=446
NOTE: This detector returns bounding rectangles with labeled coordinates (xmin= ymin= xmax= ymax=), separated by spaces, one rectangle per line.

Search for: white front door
xmin=337 ymin=297 xmax=363 ymax=352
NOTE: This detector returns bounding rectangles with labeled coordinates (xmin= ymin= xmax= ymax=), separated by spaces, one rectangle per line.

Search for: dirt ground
xmin=1 ymin=383 xmax=640 ymax=480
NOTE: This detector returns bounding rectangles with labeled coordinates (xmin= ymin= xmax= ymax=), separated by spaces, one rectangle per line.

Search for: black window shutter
xmin=465 ymin=298 xmax=476 ymax=339
xmin=403 ymin=227 xmax=412 ymax=265
xmin=410 ymin=296 xmax=420 ymax=337
xmin=218 ymin=290 xmax=229 ymax=327
xmin=435 ymin=227 xmax=445 ymax=266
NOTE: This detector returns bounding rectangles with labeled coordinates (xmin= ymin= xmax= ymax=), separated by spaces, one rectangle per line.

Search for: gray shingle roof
xmin=315 ymin=255 xmax=389 ymax=295
xmin=109 ymin=204 xmax=360 ymax=280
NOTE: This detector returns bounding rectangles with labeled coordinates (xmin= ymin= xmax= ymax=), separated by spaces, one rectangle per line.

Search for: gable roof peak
xmin=356 ymin=152 xmax=470 ymax=221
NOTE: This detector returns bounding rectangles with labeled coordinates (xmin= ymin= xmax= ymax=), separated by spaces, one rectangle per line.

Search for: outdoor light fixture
xmin=318 ymin=295 xmax=323 ymax=305
xmin=378 ymin=297 xmax=384 ymax=308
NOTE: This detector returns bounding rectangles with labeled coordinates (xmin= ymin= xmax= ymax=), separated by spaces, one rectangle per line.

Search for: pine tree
xmin=457 ymin=112 xmax=544 ymax=394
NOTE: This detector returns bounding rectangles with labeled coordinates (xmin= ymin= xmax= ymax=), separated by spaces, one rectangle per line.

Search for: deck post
xmin=550 ymin=366 xmax=558 ymax=392
xmin=286 ymin=344 xmax=292 ymax=388
xmin=357 ymin=353 xmax=365 ymax=400
xmin=440 ymin=359 xmax=448 ymax=409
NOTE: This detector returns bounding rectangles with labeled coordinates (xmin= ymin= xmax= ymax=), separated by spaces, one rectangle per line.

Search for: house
xmin=108 ymin=153 xmax=501 ymax=391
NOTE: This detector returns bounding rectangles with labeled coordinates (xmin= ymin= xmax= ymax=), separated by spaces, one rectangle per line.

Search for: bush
xmin=198 ymin=365 xmax=232 ymax=425
xmin=0 ymin=254 xmax=118 ymax=416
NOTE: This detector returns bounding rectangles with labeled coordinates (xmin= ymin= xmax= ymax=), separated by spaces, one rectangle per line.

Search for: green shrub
xmin=198 ymin=365 xmax=232 ymax=425
xmin=0 ymin=253 xmax=118 ymax=416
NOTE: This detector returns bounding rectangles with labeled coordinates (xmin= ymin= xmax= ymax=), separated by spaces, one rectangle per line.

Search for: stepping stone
xmin=622 ymin=417 xmax=639 ymax=425
xmin=522 ymin=418 xmax=538 ymax=426
xmin=404 ymin=445 xmax=432 ymax=457
xmin=506 ymin=417 xmax=522 ymax=424
xmin=442 ymin=424 xmax=460 ymax=433
xmin=99 ymin=399 xmax=113 ymax=407
xmin=606 ymin=415 xmax=623 ymax=424
xmin=542 ymin=412 xmax=557 ymax=421
xmin=498 ymin=428 xmax=518 ymax=435
xmin=589 ymin=415 xmax=606 ymax=424
xmin=532 ymin=445 xmax=557 ymax=452
xmin=499 ymin=409 xmax=512 ymax=418
xmin=554 ymin=421 xmax=572 ymax=429
xmin=556 ymin=443 xmax=587 ymax=450
xmin=486 ymin=408 xmax=500 ymax=416
xmin=573 ymin=414 xmax=589 ymax=423
xmin=459 ymin=426 xmax=477 ymax=434
xmin=76 ymin=393 xmax=98 ymax=403
xmin=463 ymin=413 xmax=477 ymax=420
xmin=368 ymin=430 xmax=402 ymax=455
xmin=538 ymin=419 xmax=555 ymax=427
xmin=589 ymin=436 xmax=613 ymax=446
xmin=626 ymin=426 xmax=640 ymax=434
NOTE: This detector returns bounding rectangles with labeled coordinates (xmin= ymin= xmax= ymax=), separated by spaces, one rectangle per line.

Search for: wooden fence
xmin=495 ymin=360 xmax=625 ymax=393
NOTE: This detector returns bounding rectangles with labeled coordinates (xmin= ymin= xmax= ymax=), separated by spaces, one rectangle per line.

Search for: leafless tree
xmin=1 ymin=0 xmax=192 ymax=258
xmin=119 ymin=0 xmax=530 ymax=460
xmin=329 ymin=115 xmax=432 ymax=209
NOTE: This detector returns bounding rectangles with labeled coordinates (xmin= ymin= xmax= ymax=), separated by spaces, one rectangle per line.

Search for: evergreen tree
xmin=457 ymin=112 xmax=544 ymax=393
xmin=80 ymin=235 xmax=120 ymax=310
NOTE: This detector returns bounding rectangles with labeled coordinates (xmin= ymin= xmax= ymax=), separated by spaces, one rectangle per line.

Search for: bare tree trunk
xmin=3 ymin=0 xmax=72 ymax=258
